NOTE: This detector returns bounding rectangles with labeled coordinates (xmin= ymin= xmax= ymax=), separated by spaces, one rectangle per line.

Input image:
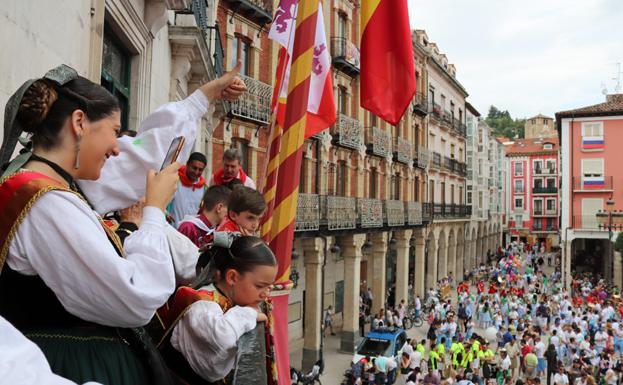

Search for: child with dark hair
xmin=217 ymin=185 xmax=266 ymax=235
xmin=152 ymin=236 xmax=277 ymax=383
xmin=177 ymin=185 xmax=231 ymax=248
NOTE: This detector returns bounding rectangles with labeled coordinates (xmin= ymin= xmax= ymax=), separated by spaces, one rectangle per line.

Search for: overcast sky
xmin=407 ymin=0 xmax=623 ymax=119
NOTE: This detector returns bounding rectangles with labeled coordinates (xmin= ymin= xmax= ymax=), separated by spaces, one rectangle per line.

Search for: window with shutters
xmin=514 ymin=162 xmax=523 ymax=176
xmin=581 ymin=122 xmax=604 ymax=151
xmin=582 ymin=158 xmax=604 ymax=178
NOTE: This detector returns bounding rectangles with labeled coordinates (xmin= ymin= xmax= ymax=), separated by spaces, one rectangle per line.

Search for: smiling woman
xmin=0 ymin=63 xmax=246 ymax=385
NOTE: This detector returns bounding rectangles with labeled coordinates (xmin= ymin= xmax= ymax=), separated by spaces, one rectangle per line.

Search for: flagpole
xmin=263 ymin=0 xmax=320 ymax=383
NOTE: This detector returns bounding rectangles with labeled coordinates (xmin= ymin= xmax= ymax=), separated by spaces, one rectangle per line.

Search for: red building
xmin=557 ymin=94 xmax=623 ymax=284
xmin=504 ymin=137 xmax=559 ymax=250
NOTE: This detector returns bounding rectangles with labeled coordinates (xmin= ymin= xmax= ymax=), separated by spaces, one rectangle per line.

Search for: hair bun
xmin=17 ymin=80 xmax=58 ymax=131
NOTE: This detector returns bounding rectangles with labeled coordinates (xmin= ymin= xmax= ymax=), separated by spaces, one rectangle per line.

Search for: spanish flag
xmin=360 ymin=0 xmax=416 ymax=125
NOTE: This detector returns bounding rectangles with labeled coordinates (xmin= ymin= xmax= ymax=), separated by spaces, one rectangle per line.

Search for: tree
xmin=485 ymin=105 xmax=525 ymax=139
xmin=615 ymin=232 xmax=623 ymax=254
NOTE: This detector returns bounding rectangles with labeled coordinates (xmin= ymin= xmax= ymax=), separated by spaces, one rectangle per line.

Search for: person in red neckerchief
xmin=477 ymin=280 xmax=485 ymax=294
xmin=210 ymin=148 xmax=256 ymax=189
xmin=217 ymin=185 xmax=266 ymax=236
xmin=168 ymin=152 xmax=208 ymax=227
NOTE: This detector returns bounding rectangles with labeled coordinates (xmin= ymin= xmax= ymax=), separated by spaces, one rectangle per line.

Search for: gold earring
xmin=74 ymin=134 xmax=81 ymax=169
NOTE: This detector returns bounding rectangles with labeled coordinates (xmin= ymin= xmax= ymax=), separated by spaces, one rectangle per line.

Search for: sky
xmin=407 ymin=0 xmax=623 ymax=119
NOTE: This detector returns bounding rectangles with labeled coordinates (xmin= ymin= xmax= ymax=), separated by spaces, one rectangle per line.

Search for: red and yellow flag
xmin=262 ymin=0 xmax=321 ymax=383
xmin=360 ymin=0 xmax=416 ymax=125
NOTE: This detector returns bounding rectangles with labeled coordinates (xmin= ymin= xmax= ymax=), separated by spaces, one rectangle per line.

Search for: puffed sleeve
xmin=7 ymin=191 xmax=175 ymax=327
xmin=78 ymin=90 xmax=210 ymax=214
xmin=170 ymin=300 xmax=257 ymax=382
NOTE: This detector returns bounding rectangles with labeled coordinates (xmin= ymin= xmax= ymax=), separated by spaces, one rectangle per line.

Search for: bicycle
xmin=401 ymin=308 xmax=424 ymax=330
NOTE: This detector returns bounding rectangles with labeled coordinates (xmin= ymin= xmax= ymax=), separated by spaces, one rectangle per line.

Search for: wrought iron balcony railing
xmin=431 ymin=152 xmax=442 ymax=169
xmin=572 ymin=176 xmax=613 ymax=191
xmin=228 ymin=74 xmax=272 ymax=125
xmin=385 ymin=200 xmax=405 ymax=226
xmin=294 ymin=193 xmax=320 ymax=231
xmin=416 ymin=146 xmax=430 ymax=169
xmin=432 ymin=203 xmax=472 ymax=219
xmin=330 ymin=37 xmax=360 ymax=76
xmin=221 ymin=0 xmax=272 ymax=26
xmin=422 ymin=202 xmax=433 ymax=222
xmin=443 ymin=156 xmax=453 ymax=172
xmin=532 ymin=186 xmax=558 ymax=194
xmin=429 ymin=102 xmax=442 ymax=118
xmin=393 ymin=137 xmax=412 ymax=165
xmin=332 ymin=113 xmax=362 ymax=150
xmin=359 ymin=198 xmax=383 ymax=228
xmin=326 ymin=196 xmax=357 ymax=230
xmin=412 ymin=92 xmax=428 ymax=116
xmin=294 ymin=195 xmax=431 ymax=233
xmin=365 ymin=126 xmax=391 ymax=157
xmin=406 ymin=201 xmax=422 ymax=225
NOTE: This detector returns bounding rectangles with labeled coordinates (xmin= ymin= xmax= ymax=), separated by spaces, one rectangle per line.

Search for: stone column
xmin=413 ymin=229 xmax=427 ymax=298
xmin=394 ymin=230 xmax=412 ymax=306
xmin=340 ymin=234 xmax=365 ymax=353
xmin=370 ymin=232 xmax=388 ymax=314
xmin=426 ymin=232 xmax=437 ymax=292
xmin=437 ymin=240 xmax=448 ymax=281
xmin=301 ymin=238 xmax=324 ymax=371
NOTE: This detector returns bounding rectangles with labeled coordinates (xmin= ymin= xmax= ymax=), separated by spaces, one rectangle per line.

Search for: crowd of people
xmin=349 ymin=242 xmax=623 ymax=385
xmin=0 ymin=63 xmax=281 ymax=385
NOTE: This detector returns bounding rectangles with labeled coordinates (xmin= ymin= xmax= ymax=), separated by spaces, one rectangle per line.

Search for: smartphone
xmin=160 ymin=136 xmax=185 ymax=171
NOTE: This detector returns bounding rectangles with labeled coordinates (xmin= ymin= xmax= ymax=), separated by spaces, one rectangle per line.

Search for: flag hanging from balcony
xmin=269 ymin=0 xmax=336 ymax=138
xmin=261 ymin=1 xmax=321 ymax=384
xmin=360 ymin=0 xmax=416 ymax=125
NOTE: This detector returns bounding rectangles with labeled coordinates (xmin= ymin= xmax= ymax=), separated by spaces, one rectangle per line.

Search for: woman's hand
xmin=200 ymin=61 xmax=247 ymax=102
xmin=145 ymin=162 xmax=181 ymax=212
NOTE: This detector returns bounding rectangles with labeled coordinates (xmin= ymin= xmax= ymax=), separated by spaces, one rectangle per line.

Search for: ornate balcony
xmin=332 ymin=113 xmax=362 ymax=150
xmin=330 ymin=37 xmax=360 ymax=77
xmin=359 ymin=198 xmax=383 ymax=228
xmin=365 ymin=126 xmax=391 ymax=157
xmin=429 ymin=102 xmax=442 ymax=119
xmin=432 ymin=203 xmax=471 ymax=219
xmin=422 ymin=202 xmax=433 ymax=223
xmin=442 ymin=111 xmax=452 ymax=126
xmin=326 ymin=196 xmax=357 ymax=230
xmin=295 ymin=193 xmax=320 ymax=231
xmin=221 ymin=0 xmax=272 ymax=26
xmin=431 ymin=152 xmax=442 ymax=169
xmin=532 ymin=186 xmax=558 ymax=194
xmin=443 ymin=156 xmax=453 ymax=172
xmin=406 ymin=201 xmax=423 ymax=225
xmin=228 ymin=74 xmax=272 ymax=125
xmin=412 ymin=92 xmax=428 ymax=116
xmin=415 ymin=146 xmax=430 ymax=169
xmin=385 ymin=200 xmax=405 ymax=226
xmin=393 ymin=137 xmax=412 ymax=165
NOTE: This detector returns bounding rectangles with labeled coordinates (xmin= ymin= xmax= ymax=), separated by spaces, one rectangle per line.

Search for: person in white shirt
xmin=553 ymin=365 xmax=569 ymax=385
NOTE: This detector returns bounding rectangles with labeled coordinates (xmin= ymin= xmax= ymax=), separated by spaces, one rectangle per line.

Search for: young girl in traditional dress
xmin=154 ymin=236 xmax=277 ymax=383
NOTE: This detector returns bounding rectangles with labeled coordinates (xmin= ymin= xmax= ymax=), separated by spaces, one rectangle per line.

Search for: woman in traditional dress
xmin=0 ymin=64 xmax=245 ymax=385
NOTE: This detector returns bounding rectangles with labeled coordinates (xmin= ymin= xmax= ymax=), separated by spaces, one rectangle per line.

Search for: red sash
xmin=0 ymin=171 xmax=71 ymax=270
xmin=0 ymin=170 xmax=125 ymax=271
xmin=152 ymin=286 xmax=232 ymax=347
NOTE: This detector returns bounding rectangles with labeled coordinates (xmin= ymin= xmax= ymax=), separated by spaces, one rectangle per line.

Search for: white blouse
xmin=170 ymin=285 xmax=258 ymax=382
xmin=6 ymin=90 xmax=210 ymax=327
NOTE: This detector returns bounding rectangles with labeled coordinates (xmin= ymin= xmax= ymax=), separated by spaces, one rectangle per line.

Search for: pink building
xmin=557 ymin=94 xmax=623 ymax=285
xmin=504 ymin=138 xmax=559 ymax=250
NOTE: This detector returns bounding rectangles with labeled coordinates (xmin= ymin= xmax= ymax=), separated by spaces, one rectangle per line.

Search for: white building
xmin=465 ymin=103 xmax=504 ymax=266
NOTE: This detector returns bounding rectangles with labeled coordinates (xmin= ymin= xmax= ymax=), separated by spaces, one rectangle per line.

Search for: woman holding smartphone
xmin=0 ymin=63 xmax=245 ymax=385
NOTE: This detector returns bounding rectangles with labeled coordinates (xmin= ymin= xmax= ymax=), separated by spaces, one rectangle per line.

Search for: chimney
xmin=606 ymin=94 xmax=623 ymax=103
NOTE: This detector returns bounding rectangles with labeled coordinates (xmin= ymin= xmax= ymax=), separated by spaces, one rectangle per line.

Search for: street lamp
xmin=596 ymin=199 xmax=623 ymax=283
